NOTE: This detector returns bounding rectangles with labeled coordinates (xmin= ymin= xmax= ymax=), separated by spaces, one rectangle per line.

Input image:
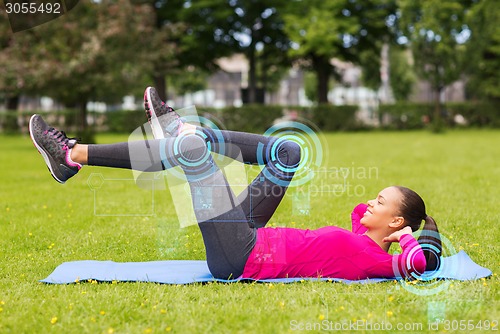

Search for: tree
xmin=180 ymin=0 xmax=290 ymax=104
xmin=399 ymin=0 xmax=472 ymax=128
xmin=389 ymin=46 xmax=416 ymax=101
xmin=168 ymin=65 xmax=209 ymax=97
xmin=464 ymin=0 xmax=500 ymax=101
xmin=137 ymin=0 xmax=186 ymax=101
xmin=283 ymin=0 xmax=396 ymax=103
xmin=257 ymin=46 xmax=290 ymax=96
xmin=154 ymin=0 xmax=234 ymax=101
xmin=4 ymin=0 xmax=156 ymax=140
xmin=0 ymin=13 xmax=39 ymax=111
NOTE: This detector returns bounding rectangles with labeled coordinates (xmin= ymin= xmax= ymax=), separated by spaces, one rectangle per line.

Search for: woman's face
xmin=360 ymin=187 xmax=403 ymax=229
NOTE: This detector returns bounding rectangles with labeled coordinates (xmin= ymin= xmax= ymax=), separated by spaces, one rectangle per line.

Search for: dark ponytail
xmin=417 ymin=215 xmax=442 ymax=271
xmin=394 ymin=186 xmax=442 ymax=271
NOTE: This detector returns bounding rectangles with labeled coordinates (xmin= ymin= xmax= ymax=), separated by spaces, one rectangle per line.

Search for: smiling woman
xmin=361 ymin=186 xmax=441 ymax=271
xmin=28 ymin=86 xmax=437 ymax=281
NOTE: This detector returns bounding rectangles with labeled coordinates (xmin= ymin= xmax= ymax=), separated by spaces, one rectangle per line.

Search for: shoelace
xmin=46 ymin=127 xmax=78 ymax=148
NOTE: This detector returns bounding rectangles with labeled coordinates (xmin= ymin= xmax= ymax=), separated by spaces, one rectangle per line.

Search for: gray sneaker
xmin=29 ymin=114 xmax=82 ymax=183
xmin=143 ymin=86 xmax=184 ymax=138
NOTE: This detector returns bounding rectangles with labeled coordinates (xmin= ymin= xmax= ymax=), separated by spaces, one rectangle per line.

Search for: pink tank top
xmin=241 ymin=203 xmax=426 ymax=280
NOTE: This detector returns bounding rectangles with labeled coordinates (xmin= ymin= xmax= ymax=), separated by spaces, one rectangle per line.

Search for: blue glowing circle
xmin=392 ymin=231 xmax=456 ymax=296
xmin=256 ymin=121 xmax=323 ymax=187
xmin=159 ymin=115 xmax=226 ymax=182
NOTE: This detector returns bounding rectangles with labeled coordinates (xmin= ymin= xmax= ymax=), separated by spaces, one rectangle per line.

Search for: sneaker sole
xmin=29 ymin=115 xmax=66 ymax=184
xmin=144 ymin=87 xmax=166 ymax=140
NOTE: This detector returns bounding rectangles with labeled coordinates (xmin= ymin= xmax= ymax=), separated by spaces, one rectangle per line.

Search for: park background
xmin=1 ymin=0 xmax=499 ymax=333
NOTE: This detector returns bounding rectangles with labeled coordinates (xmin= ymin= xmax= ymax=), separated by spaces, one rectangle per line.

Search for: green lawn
xmin=0 ymin=129 xmax=498 ymax=333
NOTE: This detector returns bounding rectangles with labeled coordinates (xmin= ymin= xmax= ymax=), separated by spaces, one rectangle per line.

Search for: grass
xmin=0 ymin=129 xmax=499 ymax=333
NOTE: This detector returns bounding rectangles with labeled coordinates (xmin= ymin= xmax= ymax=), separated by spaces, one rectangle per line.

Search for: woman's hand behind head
xmin=382 ymin=226 xmax=413 ymax=243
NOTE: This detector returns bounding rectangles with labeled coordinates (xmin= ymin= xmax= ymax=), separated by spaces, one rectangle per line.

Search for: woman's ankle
xmin=70 ymin=144 xmax=88 ymax=165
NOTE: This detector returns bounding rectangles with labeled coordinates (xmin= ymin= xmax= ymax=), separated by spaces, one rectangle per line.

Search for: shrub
xmin=3 ymin=101 xmax=496 ymax=134
xmin=309 ymin=104 xmax=359 ymax=131
xmin=446 ymin=102 xmax=500 ymax=127
xmin=379 ymin=101 xmax=500 ymax=129
xmin=105 ymin=110 xmax=147 ymax=133
xmin=180 ymin=105 xmax=359 ymax=133
xmin=0 ymin=110 xmax=19 ymax=133
xmin=378 ymin=103 xmax=435 ymax=130
xmin=201 ymin=105 xmax=283 ymax=133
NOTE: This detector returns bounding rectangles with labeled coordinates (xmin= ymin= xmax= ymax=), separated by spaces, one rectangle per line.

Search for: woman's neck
xmin=364 ymin=229 xmax=391 ymax=252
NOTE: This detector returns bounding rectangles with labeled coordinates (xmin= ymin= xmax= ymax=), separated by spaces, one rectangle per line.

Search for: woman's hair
xmin=394 ymin=186 xmax=442 ymax=271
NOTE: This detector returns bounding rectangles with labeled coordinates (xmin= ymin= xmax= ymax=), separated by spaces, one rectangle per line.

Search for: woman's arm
xmin=351 ymin=203 xmax=368 ymax=234
xmin=388 ymin=230 xmax=427 ymax=278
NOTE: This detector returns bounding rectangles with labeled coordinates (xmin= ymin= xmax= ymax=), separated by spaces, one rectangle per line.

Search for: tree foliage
xmin=168 ymin=66 xmax=209 ymax=96
xmin=179 ymin=0 xmax=291 ymax=103
xmin=398 ymin=0 xmax=473 ymax=129
xmin=0 ymin=0 xmax=162 ymax=140
xmin=389 ymin=46 xmax=416 ymax=101
xmin=284 ymin=0 xmax=396 ymax=103
xmin=1 ymin=0 xmax=497 ymax=118
xmin=464 ymin=0 xmax=500 ymax=100
xmin=0 ymin=12 xmax=41 ymax=109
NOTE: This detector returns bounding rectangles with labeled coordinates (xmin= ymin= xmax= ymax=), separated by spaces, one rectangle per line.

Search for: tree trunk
xmin=6 ymin=95 xmax=19 ymax=110
xmin=77 ymin=101 xmax=95 ymax=143
xmin=248 ymin=44 xmax=257 ymax=104
xmin=78 ymin=102 xmax=87 ymax=133
xmin=5 ymin=95 xmax=20 ymax=132
xmin=153 ymin=74 xmax=167 ymax=102
xmin=312 ymin=55 xmax=330 ymax=104
xmin=151 ymin=1 xmax=167 ymax=103
xmin=260 ymin=55 xmax=267 ymax=102
xmin=432 ymin=87 xmax=444 ymax=133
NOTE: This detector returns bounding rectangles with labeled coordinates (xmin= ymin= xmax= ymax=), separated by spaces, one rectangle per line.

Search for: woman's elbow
xmin=398 ymin=252 xmax=427 ymax=279
xmin=413 ymin=253 xmax=427 ymax=275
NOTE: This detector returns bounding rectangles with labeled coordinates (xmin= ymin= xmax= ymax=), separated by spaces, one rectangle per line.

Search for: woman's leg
xmin=75 ymin=129 xmax=300 ymax=279
xmin=202 ymin=129 xmax=302 ymax=228
xmin=74 ymin=129 xmax=300 ymax=278
xmin=71 ymin=133 xmax=257 ymax=279
xmin=73 ymin=128 xmax=301 ymax=230
xmin=168 ymin=128 xmax=301 ymax=278
xmin=192 ymin=129 xmax=301 ymax=278
xmin=31 ymin=114 xmax=298 ymax=279
xmin=30 ymin=112 xmax=252 ymax=279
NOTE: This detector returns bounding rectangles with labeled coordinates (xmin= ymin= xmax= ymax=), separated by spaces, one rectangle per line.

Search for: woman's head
xmin=361 ymin=186 xmax=441 ymax=271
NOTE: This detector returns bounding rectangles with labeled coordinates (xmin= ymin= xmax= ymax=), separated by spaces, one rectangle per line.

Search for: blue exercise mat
xmin=41 ymin=251 xmax=491 ymax=285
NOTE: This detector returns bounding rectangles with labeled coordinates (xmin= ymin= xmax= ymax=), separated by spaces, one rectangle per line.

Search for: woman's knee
xmin=277 ymin=140 xmax=301 ymax=167
xmin=176 ymin=134 xmax=208 ymax=161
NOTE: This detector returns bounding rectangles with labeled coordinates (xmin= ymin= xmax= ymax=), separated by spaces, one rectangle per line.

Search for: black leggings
xmin=87 ymin=128 xmax=301 ymax=279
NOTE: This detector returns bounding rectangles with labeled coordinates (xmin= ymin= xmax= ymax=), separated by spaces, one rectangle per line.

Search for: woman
xmin=29 ymin=87 xmax=441 ymax=281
